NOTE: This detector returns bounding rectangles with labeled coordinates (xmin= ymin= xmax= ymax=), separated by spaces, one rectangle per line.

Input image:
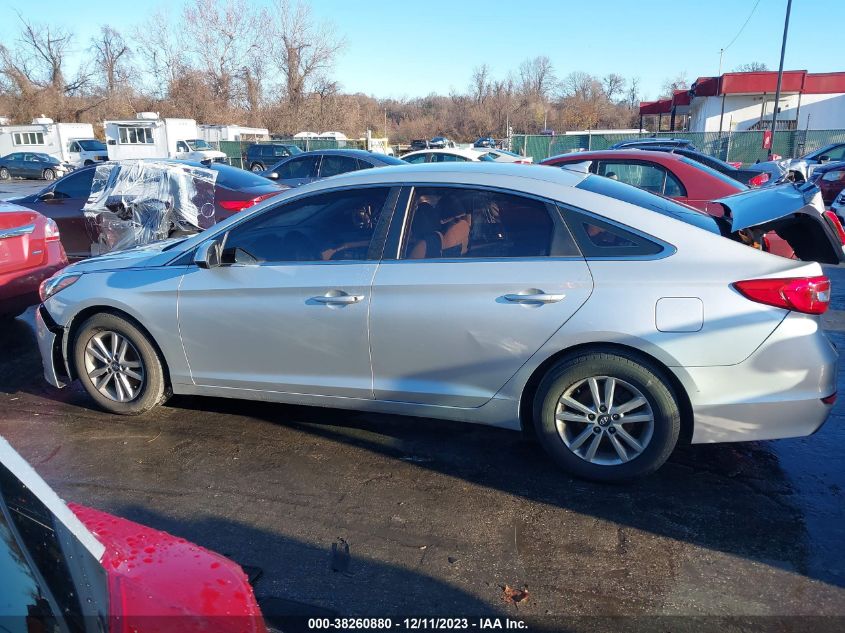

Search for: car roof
xmin=544 ymin=149 xmax=687 ymax=163
xmin=402 ymin=148 xmax=483 ymax=158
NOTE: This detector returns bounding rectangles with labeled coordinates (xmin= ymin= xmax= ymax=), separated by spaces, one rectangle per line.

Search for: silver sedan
xmin=35 ymin=163 xmax=839 ymax=481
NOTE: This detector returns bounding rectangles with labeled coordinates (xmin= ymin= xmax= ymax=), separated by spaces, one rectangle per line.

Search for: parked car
xmin=610 ymin=138 xmax=697 ymax=150
xmin=629 ymin=146 xmax=772 ymax=187
xmin=401 ymin=148 xmax=495 ymax=163
xmin=36 ymin=163 xmax=842 ymax=481
xmin=0 ymin=435 xmax=267 ymax=631
xmin=473 ymin=137 xmax=497 ymax=148
xmin=429 ymin=136 xmax=455 ymax=149
xmin=244 ymin=142 xmax=303 ymax=172
xmin=9 ymin=161 xmax=286 ymax=259
xmin=0 ymin=152 xmax=72 ymax=181
xmin=477 ymin=149 xmax=534 ymax=164
xmin=832 ymin=190 xmax=845 ymax=223
xmin=757 ymin=142 xmax=845 ymax=182
xmin=0 ymin=202 xmax=67 ymax=319
xmin=409 ymin=139 xmax=431 ymax=151
xmin=260 ymin=149 xmax=406 ymax=187
xmin=540 ymin=149 xmax=845 ymax=259
xmin=809 ymin=160 xmax=845 ymax=206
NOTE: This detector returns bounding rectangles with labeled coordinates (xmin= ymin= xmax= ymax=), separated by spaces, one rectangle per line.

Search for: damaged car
xmin=35 ymin=163 xmax=840 ymax=482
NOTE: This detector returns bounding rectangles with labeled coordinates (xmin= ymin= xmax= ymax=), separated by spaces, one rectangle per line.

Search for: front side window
xmin=319 ymin=155 xmax=360 ymax=178
xmin=403 ymin=153 xmax=429 ymax=164
xmin=275 ymin=156 xmax=320 ymax=180
xmin=69 ymin=142 xmax=81 ymax=153
xmin=401 ymin=187 xmax=572 ymax=260
xmin=222 ymin=187 xmax=390 ymax=264
xmin=176 ymin=141 xmax=190 ymax=152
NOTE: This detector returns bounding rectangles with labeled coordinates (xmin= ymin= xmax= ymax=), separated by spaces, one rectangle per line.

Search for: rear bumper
xmin=0 ymin=260 xmax=66 ymax=316
xmin=684 ymin=311 xmax=838 ymax=444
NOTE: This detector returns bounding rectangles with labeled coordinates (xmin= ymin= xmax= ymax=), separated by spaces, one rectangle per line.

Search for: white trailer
xmin=0 ymin=118 xmax=104 ymax=165
xmin=104 ymin=113 xmax=228 ymax=163
xmin=198 ymin=124 xmax=269 ymax=143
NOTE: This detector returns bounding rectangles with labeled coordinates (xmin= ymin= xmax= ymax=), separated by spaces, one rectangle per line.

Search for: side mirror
xmin=194 ymin=238 xmax=222 ymax=269
xmin=819 ymin=155 xmax=831 ymax=163
xmin=39 ymin=190 xmax=55 ymax=201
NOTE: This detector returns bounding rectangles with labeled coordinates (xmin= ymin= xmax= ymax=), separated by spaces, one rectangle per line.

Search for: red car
xmin=540 ymin=150 xmax=804 ymax=257
xmin=0 ymin=202 xmax=68 ymax=319
xmin=0 ymin=436 xmax=267 ymax=632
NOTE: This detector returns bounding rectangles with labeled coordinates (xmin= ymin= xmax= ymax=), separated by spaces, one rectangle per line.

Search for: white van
xmin=104 ymin=113 xmax=228 ymax=163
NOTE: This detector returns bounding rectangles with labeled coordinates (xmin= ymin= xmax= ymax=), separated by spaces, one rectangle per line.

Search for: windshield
xmin=679 ymin=157 xmax=747 ymax=190
xmin=186 ymin=139 xmax=212 ymax=151
xmin=576 ymin=174 xmax=721 ymax=234
xmin=77 ymin=140 xmax=106 ymax=151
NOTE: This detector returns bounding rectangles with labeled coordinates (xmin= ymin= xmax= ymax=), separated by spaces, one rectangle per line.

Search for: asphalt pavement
xmin=0 ymin=183 xmax=844 ymax=630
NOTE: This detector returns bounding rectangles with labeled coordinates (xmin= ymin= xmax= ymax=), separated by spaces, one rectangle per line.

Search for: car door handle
xmin=503 ymin=292 xmax=566 ymax=304
xmin=311 ymin=292 xmax=365 ymax=305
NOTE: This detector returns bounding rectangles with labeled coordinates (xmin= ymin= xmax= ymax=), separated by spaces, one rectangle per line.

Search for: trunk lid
xmin=0 ymin=207 xmax=44 ymax=274
xmin=713 ymin=182 xmax=845 ymax=264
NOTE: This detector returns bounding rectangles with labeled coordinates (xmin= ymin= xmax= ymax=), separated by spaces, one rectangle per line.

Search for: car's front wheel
xmin=250 ymin=162 xmax=264 ymax=172
xmin=533 ymin=350 xmax=680 ymax=482
xmin=72 ymin=313 xmax=171 ymax=415
xmin=0 ymin=167 xmax=9 ymax=180
xmin=42 ymin=168 xmax=55 ymax=181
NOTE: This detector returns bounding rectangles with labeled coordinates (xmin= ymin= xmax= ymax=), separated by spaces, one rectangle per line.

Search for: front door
xmin=369 ymin=185 xmax=593 ymax=407
xmin=27 ymin=168 xmax=96 ymax=259
xmin=177 ymin=185 xmax=397 ymax=397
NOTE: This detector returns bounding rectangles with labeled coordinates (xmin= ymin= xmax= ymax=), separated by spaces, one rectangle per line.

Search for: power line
xmin=722 ymin=0 xmax=763 ymax=52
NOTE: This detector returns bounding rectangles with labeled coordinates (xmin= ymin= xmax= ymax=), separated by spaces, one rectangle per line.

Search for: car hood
xmin=714 ymin=182 xmax=845 ymax=264
xmin=66 ymin=238 xmax=186 ymax=273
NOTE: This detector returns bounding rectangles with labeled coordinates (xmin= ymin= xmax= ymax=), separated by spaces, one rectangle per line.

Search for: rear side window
xmin=576 ymin=175 xmax=721 ymax=235
xmin=561 ymin=208 xmax=663 ymax=258
xmin=53 ymin=168 xmax=95 ymax=199
xmin=401 ymin=186 xmax=578 ymax=260
xmin=319 ymin=155 xmax=360 ymax=178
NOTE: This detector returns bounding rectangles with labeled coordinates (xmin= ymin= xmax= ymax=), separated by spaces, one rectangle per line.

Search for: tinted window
xmin=223 ymin=187 xmax=389 ymax=263
xmin=562 ymin=208 xmax=663 ymax=258
xmin=319 ymin=155 xmax=360 ymax=178
xmin=575 ymin=174 xmax=720 ymax=234
xmin=373 ymin=154 xmax=407 ymax=166
xmin=401 ymin=187 xmax=574 ymax=260
xmin=434 ymin=153 xmax=468 ymax=163
xmin=596 ymin=160 xmax=686 ymax=197
xmin=53 ymin=169 xmax=95 ymax=199
xmin=403 ymin=153 xmax=429 ymax=164
xmin=357 ymin=159 xmax=375 ymax=170
xmin=210 ymin=164 xmax=277 ymax=189
xmin=276 ymin=156 xmax=319 ymax=179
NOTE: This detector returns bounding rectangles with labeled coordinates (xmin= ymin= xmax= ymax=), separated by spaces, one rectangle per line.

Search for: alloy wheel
xmin=43 ymin=169 xmax=55 ymax=181
xmin=0 ymin=168 xmax=8 ymax=180
xmin=83 ymin=331 xmax=146 ymax=402
xmin=555 ymin=375 xmax=654 ymax=465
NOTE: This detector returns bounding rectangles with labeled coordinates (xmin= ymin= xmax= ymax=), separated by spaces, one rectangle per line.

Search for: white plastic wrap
xmin=83 ymin=160 xmax=217 ymax=254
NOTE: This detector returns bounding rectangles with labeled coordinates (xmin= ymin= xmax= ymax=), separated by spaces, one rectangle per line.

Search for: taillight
xmin=218 ymin=191 xmax=282 ymax=212
xmin=733 ymin=276 xmax=831 ymax=315
xmin=824 ymin=210 xmax=845 ymax=244
xmin=44 ymin=218 xmax=61 ymax=241
xmin=748 ymin=172 xmax=770 ymax=187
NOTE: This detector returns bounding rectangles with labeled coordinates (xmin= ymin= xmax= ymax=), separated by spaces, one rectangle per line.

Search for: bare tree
xmin=133 ymin=9 xmax=186 ymax=98
xmin=602 ymin=73 xmax=626 ymax=101
xmin=470 ymin=64 xmax=491 ymax=105
xmin=733 ymin=62 xmax=768 ymax=72
xmin=267 ymin=0 xmax=346 ymax=109
xmin=518 ymin=56 xmax=556 ymax=100
xmin=91 ymin=26 xmax=130 ymax=95
xmin=661 ymin=73 xmax=688 ymax=98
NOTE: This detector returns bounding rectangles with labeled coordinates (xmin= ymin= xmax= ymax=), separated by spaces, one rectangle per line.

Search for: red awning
xmin=639 ymin=99 xmax=672 ymax=115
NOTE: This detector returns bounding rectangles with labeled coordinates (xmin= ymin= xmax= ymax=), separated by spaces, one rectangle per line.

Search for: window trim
xmin=383 ymin=183 xmax=582 ymax=263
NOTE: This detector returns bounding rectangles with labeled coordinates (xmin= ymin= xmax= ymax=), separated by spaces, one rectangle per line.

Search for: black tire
xmin=84 ymin=160 xmax=94 ymax=166
xmin=0 ymin=309 xmax=25 ymax=321
xmin=250 ymin=162 xmax=265 ymax=172
xmin=0 ymin=167 xmax=9 ymax=180
xmin=533 ymin=350 xmax=680 ymax=482
xmin=43 ymin=168 xmax=55 ymax=181
xmin=72 ymin=312 xmax=171 ymax=415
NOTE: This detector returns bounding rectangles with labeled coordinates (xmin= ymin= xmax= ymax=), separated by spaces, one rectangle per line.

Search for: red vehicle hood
xmin=69 ymin=503 xmax=267 ymax=632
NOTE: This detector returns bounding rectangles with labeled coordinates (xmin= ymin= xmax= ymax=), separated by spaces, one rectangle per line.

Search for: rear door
xmin=369 ymin=185 xmax=593 ymax=407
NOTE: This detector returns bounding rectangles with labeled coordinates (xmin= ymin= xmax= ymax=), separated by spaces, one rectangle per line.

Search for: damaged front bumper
xmin=36 ymin=305 xmax=68 ymax=388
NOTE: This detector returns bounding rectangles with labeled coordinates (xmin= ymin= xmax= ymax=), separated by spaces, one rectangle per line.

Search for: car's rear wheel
xmin=250 ymin=162 xmax=264 ymax=172
xmin=42 ymin=168 xmax=55 ymax=181
xmin=533 ymin=350 xmax=680 ymax=482
xmin=72 ymin=313 xmax=170 ymax=415
xmin=0 ymin=167 xmax=9 ymax=180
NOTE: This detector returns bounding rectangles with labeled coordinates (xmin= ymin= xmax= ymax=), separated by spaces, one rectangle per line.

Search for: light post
xmin=769 ymin=0 xmax=793 ymax=158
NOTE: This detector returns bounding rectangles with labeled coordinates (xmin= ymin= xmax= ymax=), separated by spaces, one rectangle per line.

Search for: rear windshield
xmin=376 ymin=154 xmax=408 ymax=165
xmin=576 ymin=174 xmax=721 ymax=234
xmin=678 ymin=157 xmax=748 ymax=190
xmin=210 ymin=164 xmax=276 ymax=188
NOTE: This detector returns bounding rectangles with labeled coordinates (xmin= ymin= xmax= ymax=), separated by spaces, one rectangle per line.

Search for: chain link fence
xmin=511 ymin=130 xmax=845 ymax=166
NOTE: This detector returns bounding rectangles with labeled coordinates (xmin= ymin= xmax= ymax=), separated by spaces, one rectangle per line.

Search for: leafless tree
xmin=661 ymin=72 xmax=688 ymax=98
xmin=602 ymin=73 xmax=626 ymax=101
xmin=470 ymin=64 xmax=491 ymax=105
xmin=733 ymin=62 xmax=768 ymax=72
xmin=91 ymin=26 xmax=130 ymax=95
xmin=267 ymin=0 xmax=346 ymax=109
xmin=518 ymin=56 xmax=556 ymax=100
xmin=133 ymin=9 xmax=186 ymax=98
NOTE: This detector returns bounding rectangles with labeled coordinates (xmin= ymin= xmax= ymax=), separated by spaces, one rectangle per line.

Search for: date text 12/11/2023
xmin=306 ymin=618 xmax=529 ymax=630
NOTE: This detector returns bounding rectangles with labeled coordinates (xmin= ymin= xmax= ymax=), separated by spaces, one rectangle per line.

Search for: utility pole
xmin=718 ymin=48 xmax=724 ymax=76
xmin=769 ymin=0 xmax=793 ymax=158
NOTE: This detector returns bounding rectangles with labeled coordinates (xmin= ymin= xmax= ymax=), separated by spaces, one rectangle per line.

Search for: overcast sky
xmin=0 ymin=0 xmax=837 ymax=101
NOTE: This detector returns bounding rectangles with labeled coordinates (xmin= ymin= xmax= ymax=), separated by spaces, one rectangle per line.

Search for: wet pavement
xmin=0 ymin=178 xmax=47 ymax=200
xmin=1 ymin=265 xmax=845 ymax=631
